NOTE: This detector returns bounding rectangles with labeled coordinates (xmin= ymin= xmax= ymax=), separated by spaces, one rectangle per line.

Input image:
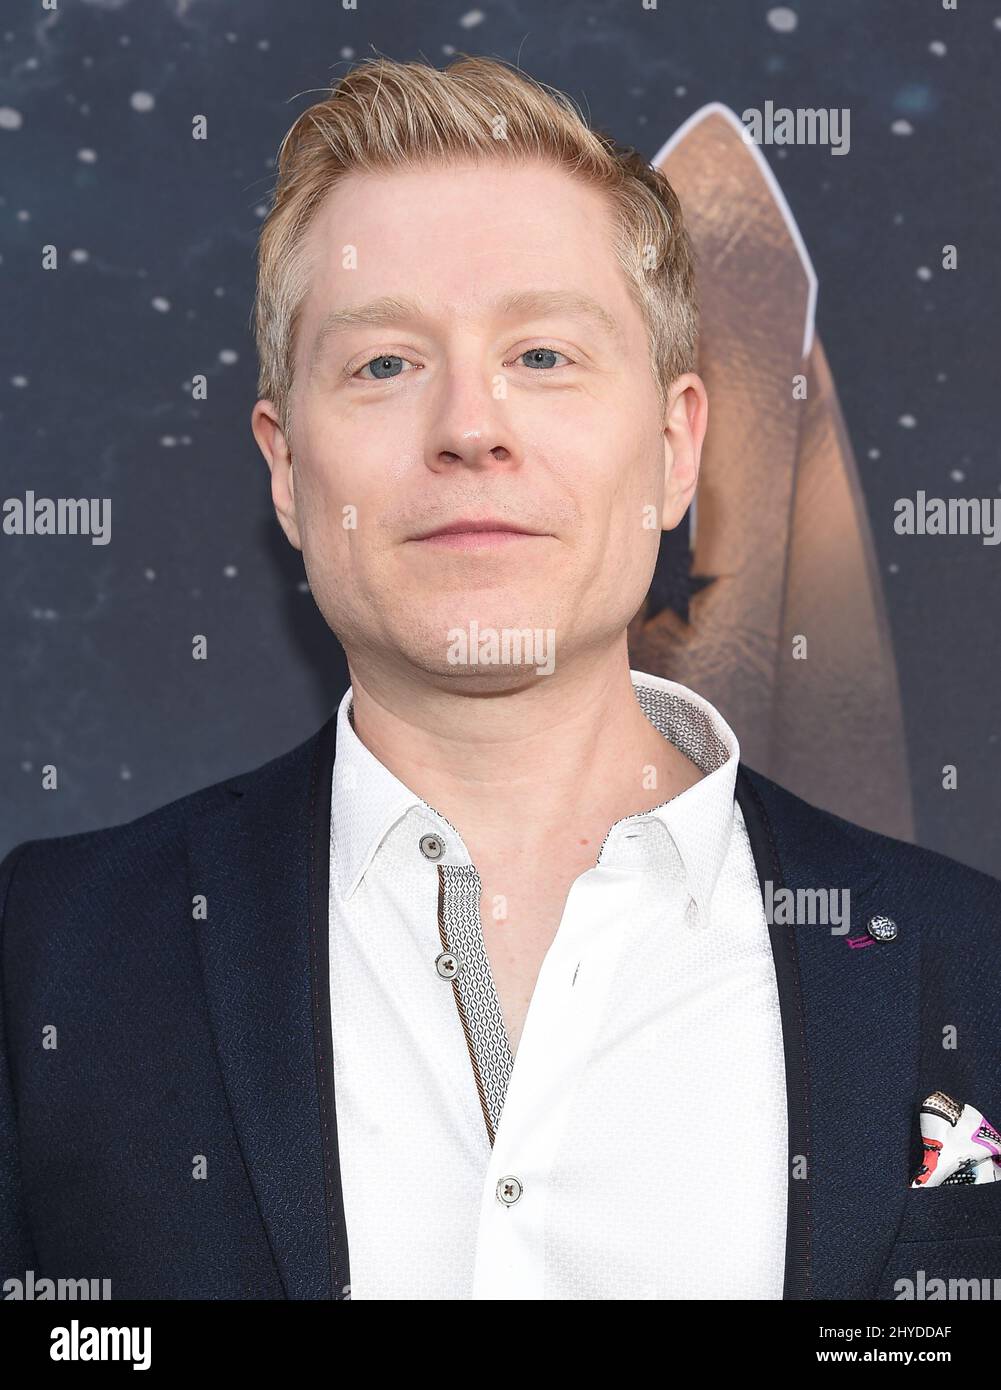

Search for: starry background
xmin=1 ymin=0 xmax=999 ymax=875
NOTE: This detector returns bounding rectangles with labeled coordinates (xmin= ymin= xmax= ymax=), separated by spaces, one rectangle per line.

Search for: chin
xmin=407 ymin=657 xmax=558 ymax=692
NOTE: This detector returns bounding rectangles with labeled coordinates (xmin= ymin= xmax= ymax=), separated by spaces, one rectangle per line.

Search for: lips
xmin=409 ymin=517 xmax=546 ymax=542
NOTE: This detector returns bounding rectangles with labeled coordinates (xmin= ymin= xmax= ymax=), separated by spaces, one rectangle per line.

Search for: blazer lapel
xmin=736 ymin=765 xmax=921 ymax=1300
xmin=186 ymin=711 xmax=349 ymax=1299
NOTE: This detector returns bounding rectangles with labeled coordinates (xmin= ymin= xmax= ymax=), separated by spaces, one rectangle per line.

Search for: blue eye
xmin=520 ymin=348 xmax=566 ymax=369
xmin=359 ymin=355 xmax=408 ymax=380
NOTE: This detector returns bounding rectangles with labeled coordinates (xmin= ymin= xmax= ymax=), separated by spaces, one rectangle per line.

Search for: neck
xmin=344 ymin=637 xmax=705 ymax=863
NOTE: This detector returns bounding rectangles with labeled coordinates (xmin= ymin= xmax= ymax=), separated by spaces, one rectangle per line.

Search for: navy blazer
xmin=2 ymin=710 xmax=1000 ymax=1300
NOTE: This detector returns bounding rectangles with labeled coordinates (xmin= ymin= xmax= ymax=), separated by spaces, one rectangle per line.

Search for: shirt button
xmin=419 ymin=833 xmax=445 ymax=861
xmin=435 ymin=951 xmax=461 ymax=979
xmin=496 ymin=1175 xmax=523 ymax=1206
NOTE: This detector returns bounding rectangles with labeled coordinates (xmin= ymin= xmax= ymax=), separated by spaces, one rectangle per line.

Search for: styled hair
xmin=252 ymin=54 xmax=698 ymax=444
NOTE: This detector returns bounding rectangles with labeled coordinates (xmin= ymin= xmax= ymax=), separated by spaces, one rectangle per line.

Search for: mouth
xmin=407 ymin=518 xmax=552 ymax=550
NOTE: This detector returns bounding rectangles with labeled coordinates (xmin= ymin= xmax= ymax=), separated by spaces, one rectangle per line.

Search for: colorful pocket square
xmin=910 ymin=1090 xmax=1001 ymax=1187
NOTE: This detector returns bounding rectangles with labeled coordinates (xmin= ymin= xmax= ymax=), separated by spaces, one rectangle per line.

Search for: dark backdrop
xmin=1 ymin=0 xmax=999 ymax=876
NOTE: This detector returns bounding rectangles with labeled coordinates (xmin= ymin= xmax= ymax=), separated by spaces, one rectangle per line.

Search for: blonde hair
xmin=252 ymin=55 xmax=698 ymax=445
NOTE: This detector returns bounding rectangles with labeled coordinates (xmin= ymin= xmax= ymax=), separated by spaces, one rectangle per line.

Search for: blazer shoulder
xmin=738 ymin=762 xmax=1001 ymax=918
xmin=0 ymin=718 xmax=330 ymax=919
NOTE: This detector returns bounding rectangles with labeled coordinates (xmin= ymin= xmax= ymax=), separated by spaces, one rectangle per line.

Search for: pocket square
xmin=910 ymin=1090 xmax=1001 ymax=1187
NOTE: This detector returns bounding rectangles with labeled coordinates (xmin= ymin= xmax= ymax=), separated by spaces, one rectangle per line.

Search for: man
xmin=2 ymin=56 xmax=1000 ymax=1302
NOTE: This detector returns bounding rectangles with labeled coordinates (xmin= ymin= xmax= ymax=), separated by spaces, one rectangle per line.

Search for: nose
xmin=426 ymin=361 xmax=518 ymax=475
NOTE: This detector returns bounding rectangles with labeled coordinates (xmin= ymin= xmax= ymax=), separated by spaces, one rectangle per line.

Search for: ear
xmin=661 ymin=372 xmax=709 ymax=531
xmin=251 ymin=399 xmax=302 ymax=551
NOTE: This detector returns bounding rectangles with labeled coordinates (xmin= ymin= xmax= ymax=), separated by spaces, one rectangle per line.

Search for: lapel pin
xmin=866 ymin=914 xmax=898 ymax=942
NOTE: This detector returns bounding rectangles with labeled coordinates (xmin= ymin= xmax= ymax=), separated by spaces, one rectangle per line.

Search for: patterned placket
xmin=436 ymin=863 xmax=514 ymax=1147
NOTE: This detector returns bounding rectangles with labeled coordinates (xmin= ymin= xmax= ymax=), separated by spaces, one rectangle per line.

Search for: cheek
xmin=575 ymin=433 xmax=664 ymax=596
xmin=291 ymin=413 xmax=365 ymax=547
xmin=295 ymin=401 xmax=420 ymax=536
xmin=579 ymin=426 xmax=664 ymax=541
xmin=288 ymin=463 xmax=360 ymax=606
xmin=295 ymin=460 xmax=405 ymax=628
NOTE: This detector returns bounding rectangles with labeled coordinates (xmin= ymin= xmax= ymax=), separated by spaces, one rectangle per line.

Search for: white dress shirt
xmin=327 ymin=668 xmax=788 ymax=1299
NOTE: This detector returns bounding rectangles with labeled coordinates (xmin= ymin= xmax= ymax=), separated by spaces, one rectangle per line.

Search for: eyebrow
xmin=307 ymin=288 xmax=623 ymax=373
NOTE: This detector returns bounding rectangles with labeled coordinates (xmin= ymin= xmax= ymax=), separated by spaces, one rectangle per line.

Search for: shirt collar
xmin=613 ymin=668 xmax=739 ymax=924
xmin=330 ymin=686 xmax=430 ymax=901
xmin=330 ymin=668 xmax=740 ymax=914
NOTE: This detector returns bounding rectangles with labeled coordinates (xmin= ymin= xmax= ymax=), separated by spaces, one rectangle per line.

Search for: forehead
xmin=294 ymin=159 xmax=644 ymax=358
